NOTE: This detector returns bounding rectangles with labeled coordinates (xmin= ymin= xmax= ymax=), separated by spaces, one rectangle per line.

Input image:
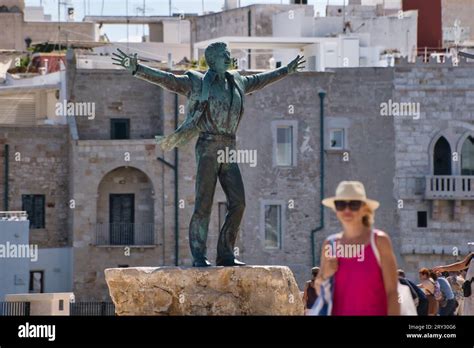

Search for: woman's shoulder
xmin=373 ymin=229 xmax=389 ymax=238
xmin=373 ymin=229 xmax=393 ymax=250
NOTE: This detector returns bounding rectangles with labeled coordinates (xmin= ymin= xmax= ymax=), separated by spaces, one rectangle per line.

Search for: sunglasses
xmin=334 ymin=200 xmax=364 ymax=212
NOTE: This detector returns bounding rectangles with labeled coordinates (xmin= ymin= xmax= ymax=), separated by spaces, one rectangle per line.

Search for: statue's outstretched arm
xmin=112 ymin=48 xmax=192 ymax=96
xmin=243 ymin=55 xmax=305 ymax=95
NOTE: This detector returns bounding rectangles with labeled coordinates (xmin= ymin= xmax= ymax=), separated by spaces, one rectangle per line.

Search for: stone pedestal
xmin=105 ymin=266 xmax=304 ymax=315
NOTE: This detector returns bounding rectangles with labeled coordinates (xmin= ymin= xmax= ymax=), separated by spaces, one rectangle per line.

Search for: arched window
xmin=433 ymin=136 xmax=452 ymax=175
xmin=461 ymin=135 xmax=474 ymax=175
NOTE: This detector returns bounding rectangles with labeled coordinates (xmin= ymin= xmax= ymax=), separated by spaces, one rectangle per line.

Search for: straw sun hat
xmin=322 ymin=181 xmax=380 ymax=211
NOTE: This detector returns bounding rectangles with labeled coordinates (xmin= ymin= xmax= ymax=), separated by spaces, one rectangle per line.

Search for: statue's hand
xmin=112 ymin=48 xmax=139 ymax=73
xmin=287 ymin=55 xmax=305 ymax=74
xmin=157 ymin=135 xmax=174 ymax=152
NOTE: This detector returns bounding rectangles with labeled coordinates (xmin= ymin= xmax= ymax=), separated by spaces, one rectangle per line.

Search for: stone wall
xmin=393 ymin=59 xmax=474 ymax=280
xmin=0 ymin=126 xmax=70 ymax=248
xmin=70 ymin=69 xmax=163 ymax=140
xmin=315 ymin=67 xmax=399 ymax=273
xmin=250 ymin=68 xmax=398 ymax=285
xmin=0 ymin=12 xmax=97 ymax=51
xmin=71 ymin=139 xmax=166 ymax=300
xmin=22 ymin=22 xmax=97 ymax=45
xmin=96 ymin=167 xmax=154 ymax=225
xmin=0 ymin=13 xmax=24 ymax=51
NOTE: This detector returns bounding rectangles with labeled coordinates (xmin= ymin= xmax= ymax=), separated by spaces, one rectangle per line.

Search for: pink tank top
xmin=332 ymin=231 xmax=388 ymax=316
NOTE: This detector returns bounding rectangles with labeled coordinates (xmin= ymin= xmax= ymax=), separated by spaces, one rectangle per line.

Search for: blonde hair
xmin=362 ymin=204 xmax=374 ymax=228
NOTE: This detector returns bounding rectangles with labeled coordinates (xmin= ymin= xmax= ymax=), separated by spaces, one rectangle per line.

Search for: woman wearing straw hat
xmin=314 ymin=181 xmax=400 ymax=315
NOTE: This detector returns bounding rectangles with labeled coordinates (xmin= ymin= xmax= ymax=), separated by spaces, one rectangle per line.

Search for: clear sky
xmin=24 ymin=0 xmax=346 ymax=41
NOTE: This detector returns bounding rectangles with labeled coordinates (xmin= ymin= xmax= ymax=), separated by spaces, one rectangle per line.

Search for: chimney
xmin=223 ymin=0 xmax=240 ymax=11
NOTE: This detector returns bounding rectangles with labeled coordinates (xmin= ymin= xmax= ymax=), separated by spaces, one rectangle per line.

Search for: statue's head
xmin=205 ymin=42 xmax=232 ymax=73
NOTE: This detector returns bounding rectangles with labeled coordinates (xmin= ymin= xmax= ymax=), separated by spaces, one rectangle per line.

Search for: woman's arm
xmin=376 ymin=232 xmax=400 ymax=315
xmin=433 ymin=252 xmax=473 ymax=273
xmin=314 ymin=239 xmax=338 ymax=296
xmin=302 ymin=282 xmax=309 ymax=307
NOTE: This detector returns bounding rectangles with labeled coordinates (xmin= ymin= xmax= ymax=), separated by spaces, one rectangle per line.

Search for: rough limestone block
xmin=105 ymin=266 xmax=304 ymax=316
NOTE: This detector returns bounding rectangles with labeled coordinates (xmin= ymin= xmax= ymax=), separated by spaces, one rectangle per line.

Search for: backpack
xmin=463 ymin=278 xmax=472 ymax=298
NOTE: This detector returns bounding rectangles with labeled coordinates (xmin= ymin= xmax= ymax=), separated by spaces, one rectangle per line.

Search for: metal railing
xmin=95 ymin=223 xmax=155 ymax=246
xmin=425 ymin=175 xmax=474 ymax=200
xmin=0 ymin=211 xmax=28 ymax=221
xmin=0 ymin=302 xmax=30 ymax=316
xmin=70 ymin=302 xmax=115 ymax=316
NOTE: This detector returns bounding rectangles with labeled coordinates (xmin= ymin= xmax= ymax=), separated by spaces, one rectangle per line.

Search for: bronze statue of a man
xmin=113 ymin=42 xmax=304 ymax=267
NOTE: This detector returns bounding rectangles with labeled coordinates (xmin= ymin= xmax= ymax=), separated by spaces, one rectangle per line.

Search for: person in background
xmin=449 ymin=271 xmax=465 ymax=315
xmin=433 ymin=252 xmax=474 ymax=316
xmin=315 ymin=181 xmax=400 ymax=315
xmin=436 ymin=271 xmax=456 ymax=316
xmin=450 ymin=271 xmax=464 ymax=315
xmin=303 ymin=267 xmax=320 ymax=314
xmin=398 ymin=269 xmax=428 ymax=316
xmin=446 ymin=272 xmax=464 ymax=315
xmin=418 ymin=268 xmax=439 ymax=316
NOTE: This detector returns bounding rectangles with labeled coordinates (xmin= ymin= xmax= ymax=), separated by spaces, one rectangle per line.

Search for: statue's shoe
xmin=216 ymin=259 xmax=246 ymax=267
xmin=192 ymin=259 xmax=212 ymax=267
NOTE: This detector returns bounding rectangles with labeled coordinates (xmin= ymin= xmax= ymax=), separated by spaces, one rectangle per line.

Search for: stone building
xmin=393 ymin=58 xmax=474 ymax=280
xmin=0 ymin=0 xmax=97 ymax=52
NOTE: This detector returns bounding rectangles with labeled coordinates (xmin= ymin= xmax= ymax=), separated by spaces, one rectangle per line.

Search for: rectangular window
xmin=29 ymin=271 xmax=44 ymax=293
xmin=218 ymin=202 xmax=227 ymax=230
xmin=417 ymin=211 xmax=427 ymax=228
xmin=264 ymin=204 xmax=282 ymax=249
xmin=329 ymin=129 xmax=344 ymax=150
xmin=59 ymin=300 xmax=64 ymax=311
xmin=272 ymin=121 xmax=297 ymax=167
xmin=22 ymin=194 xmax=45 ymax=229
xmin=111 ymin=118 xmax=130 ymax=139
xmin=276 ymin=126 xmax=293 ymax=166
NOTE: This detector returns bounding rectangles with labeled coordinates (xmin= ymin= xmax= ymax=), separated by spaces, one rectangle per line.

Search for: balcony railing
xmin=0 ymin=211 xmax=28 ymax=221
xmin=95 ymin=223 xmax=155 ymax=246
xmin=0 ymin=302 xmax=30 ymax=316
xmin=70 ymin=302 xmax=115 ymax=316
xmin=425 ymin=175 xmax=474 ymax=200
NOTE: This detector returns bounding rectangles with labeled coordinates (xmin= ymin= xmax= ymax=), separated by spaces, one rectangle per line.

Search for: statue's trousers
xmin=189 ymin=133 xmax=245 ymax=264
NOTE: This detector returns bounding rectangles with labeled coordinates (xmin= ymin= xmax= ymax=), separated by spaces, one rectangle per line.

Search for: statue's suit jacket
xmin=133 ymin=64 xmax=289 ymax=151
